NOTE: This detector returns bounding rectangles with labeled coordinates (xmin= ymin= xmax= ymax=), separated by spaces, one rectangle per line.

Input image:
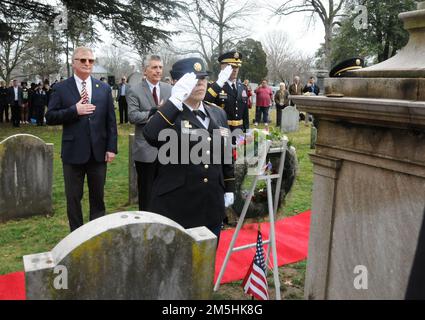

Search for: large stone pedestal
xmin=292 ymin=2 xmax=425 ymax=300
xmin=294 ymin=96 xmax=425 ymax=299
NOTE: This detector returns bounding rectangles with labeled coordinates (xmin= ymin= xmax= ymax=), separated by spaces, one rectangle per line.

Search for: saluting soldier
xmin=204 ymin=51 xmax=249 ymax=132
xmin=143 ymin=58 xmax=235 ymax=239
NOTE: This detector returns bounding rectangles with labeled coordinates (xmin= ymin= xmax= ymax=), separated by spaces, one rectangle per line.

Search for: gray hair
xmin=72 ymin=47 xmax=94 ymax=61
xmin=143 ymin=55 xmax=162 ymax=71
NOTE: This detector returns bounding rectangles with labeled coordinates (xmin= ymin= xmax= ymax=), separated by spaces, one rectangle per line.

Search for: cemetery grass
xmin=0 ymin=107 xmax=312 ymax=300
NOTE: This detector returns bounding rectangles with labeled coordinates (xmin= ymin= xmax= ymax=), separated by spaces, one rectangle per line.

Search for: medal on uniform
xmin=182 ymin=120 xmax=192 ymax=134
xmin=183 ymin=120 xmax=192 ymax=128
xmin=219 ymin=126 xmax=230 ymax=137
xmin=219 ymin=90 xmax=227 ymax=100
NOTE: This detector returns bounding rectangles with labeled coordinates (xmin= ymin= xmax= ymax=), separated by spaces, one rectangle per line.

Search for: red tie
xmin=81 ymin=81 xmax=89 ymax=104
xmin=152 ymin=86 xmax=158 ymax=106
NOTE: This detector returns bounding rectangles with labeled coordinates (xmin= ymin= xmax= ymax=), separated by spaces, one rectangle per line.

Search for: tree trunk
xmin=324 ymin=24 xmax=333 ymax=70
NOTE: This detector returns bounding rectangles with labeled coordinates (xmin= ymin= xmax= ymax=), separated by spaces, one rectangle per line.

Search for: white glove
xmin=169 ymin=72 xmax=198 ymax=110
xmin=216 ymin=65 xmax=233 ymax=87
xmin=224 ymin=192 xmax=234 ymax=208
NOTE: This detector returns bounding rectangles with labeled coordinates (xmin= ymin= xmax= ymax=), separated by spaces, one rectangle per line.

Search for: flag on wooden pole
xmin=241 ymin=230 xmax=269 ymax=300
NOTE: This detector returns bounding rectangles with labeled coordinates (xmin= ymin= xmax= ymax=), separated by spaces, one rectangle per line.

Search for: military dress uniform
xmin=142 ymin=58 xmax=235 ymax=232
xmin=204 ymin=51 xmax=249 ymax=132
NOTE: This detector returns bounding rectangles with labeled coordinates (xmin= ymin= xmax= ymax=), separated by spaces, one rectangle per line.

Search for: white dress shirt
xmin=186 ymin=102 xmax=210 ymax=129
xmin=14 ymin=86 xmax=18 ymax=101
xmin=120 ymin=84 xmax=126 ymax=96
xmin=74 ymin=74 xmax=92 ymax=103
xmin=227 ymin=80 xmax=236 ymax=88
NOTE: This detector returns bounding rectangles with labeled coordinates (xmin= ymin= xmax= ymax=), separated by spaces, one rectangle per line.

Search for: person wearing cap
xmin=204 ymin=51 xmax=249 ymax=132
xmin=142 ymin=57 xmax=235 ymax=239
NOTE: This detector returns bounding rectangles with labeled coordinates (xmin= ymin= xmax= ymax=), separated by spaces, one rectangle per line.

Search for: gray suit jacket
xmin=127 ymin=79 xmax=172 ymax=162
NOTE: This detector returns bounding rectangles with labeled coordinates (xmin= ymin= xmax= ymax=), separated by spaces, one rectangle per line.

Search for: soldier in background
xmin=204 ymin=51 xmax=249 ymax=132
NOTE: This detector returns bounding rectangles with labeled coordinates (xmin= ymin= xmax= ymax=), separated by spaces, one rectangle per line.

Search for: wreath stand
xmin=214 ymin=137 xmax=289 ymax=300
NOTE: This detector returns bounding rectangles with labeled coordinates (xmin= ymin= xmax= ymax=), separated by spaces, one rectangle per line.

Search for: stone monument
xmin=0 ymin=134 xmax=53 ymax=222
xmin=24 ymin=211 xmax=217 ymax=300
xmin=292 ymin=2 xmax=425 ymax=299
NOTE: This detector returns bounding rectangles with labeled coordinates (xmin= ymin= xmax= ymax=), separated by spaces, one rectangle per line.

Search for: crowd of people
xmin=0 ymin=46 xmax=323 ymax=248
xmin=0 ymin=78 xmax=66 ymax=127
xmin=0 ymin=74 xmax=320 ymax=129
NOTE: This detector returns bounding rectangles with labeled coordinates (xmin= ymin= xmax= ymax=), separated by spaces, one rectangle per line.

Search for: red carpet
xmin=0 ymin=272 xmax=25 ymax=300
xmin=0 ymin=211 xmax=310 ymax=299
xmin=215 ymin=210 xmax=310 ymax=284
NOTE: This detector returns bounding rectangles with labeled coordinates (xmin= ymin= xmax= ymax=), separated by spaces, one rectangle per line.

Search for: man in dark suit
xmin=32 ymin=83 xmax=48 ymax=126
xmin=204 ymin=51 xmax=249 ymax=133
xmin=303 ymin=76 xmax=320 ymax=95
xmin=116 ymin=76 xmax=130 ymax=124
xmin=143 ymin=58 xmax=235 ymax=238
xmin=288 ymin=76 xmax=303 ymax=106
xmin=127 ymin=55 xmax=172 ymax=211
xmin=7 ymin=79 xmax=23 ymax=127
xmin=45 ymin=46 xmax=118 ymax=232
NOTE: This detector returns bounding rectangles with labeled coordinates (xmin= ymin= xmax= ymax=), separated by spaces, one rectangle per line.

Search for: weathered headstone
xmin=310 ymin=126 xmax=317 ymax=149
xmin=129 ymin=134 xmax=138 ymax=204
xmin=127 ymin=72 xmax=143 ymax=86
xmin=24 ymin=211 xmax=217 ymax=300
xmin=281 ymin=106 xmax=300 ymax=133
xmin=0 ymin=134 xmax=53 ymax=222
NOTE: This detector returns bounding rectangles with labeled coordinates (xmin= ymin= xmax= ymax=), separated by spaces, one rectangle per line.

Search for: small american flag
xmin=242 ymin=231 xmax=269 ymax=300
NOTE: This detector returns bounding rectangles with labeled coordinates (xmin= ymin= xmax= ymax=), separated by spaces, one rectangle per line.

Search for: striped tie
xmin=81 ymin=81 xmax=89 ymax=104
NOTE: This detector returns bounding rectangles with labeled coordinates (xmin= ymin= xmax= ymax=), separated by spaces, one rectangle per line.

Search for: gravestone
xmin=127 ymin=72 xmax=143 ymax=86
xmin=128 ymin=134 xmax=138 ymax=204
xmin=310 ymin=126 xmax=317 ymax=149
xmin=280 ymin=106 xmax=300 ymax=133
xmin=0 ymin=134 xmax=53 ymax=222
xmin=24 ymin=211 xmax=217 ymax=300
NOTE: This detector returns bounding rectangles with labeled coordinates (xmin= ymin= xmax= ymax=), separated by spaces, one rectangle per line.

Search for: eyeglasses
xmin=74 ymin=58 xmax=95 ymax=64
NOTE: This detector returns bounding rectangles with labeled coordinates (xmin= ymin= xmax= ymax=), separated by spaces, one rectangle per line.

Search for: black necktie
xmin=232 ymin=83 xmax=237 ymax=95
xmin=193 ymin=109 xmax=206 ymax=121
xmin=152 ymin=86 xmax=158 ymax=106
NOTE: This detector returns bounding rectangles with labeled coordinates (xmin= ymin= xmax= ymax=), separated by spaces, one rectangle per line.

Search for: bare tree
xmin=178 ymin=0 xmax=254 ymax=72
xmin=263 ymin=32 xmax=293 ymax=83
xmin=96 ymin=43 xmax=136 ymax=80
xmin=0 ymin=16 xmax=32 ymax=83
xmin=287 ymin=55 xmax=315 ymax=84
xmin=274 ymin=0 xmax=346 ymax=69
xmin=21 ymin=23 xmax=63 ymax=81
